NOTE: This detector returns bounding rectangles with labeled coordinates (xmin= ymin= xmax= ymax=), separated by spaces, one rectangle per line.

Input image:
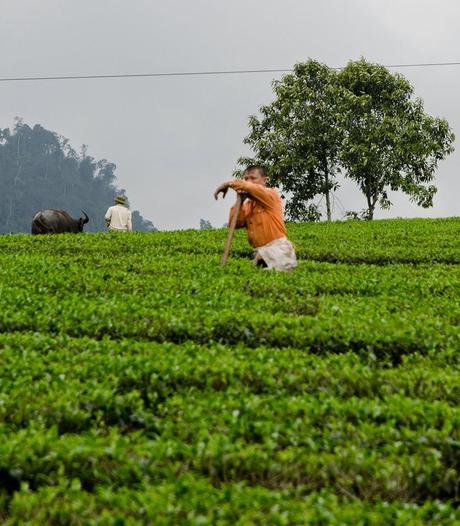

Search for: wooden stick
xmin=220 ymin=192 xmax=243 ymax=267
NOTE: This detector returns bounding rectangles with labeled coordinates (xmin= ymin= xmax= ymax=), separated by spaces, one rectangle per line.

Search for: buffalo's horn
xmin=81 ymin=210 xmax=89 ymax=224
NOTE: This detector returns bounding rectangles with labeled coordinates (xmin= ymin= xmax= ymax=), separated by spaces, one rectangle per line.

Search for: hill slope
xmin=0 ymin=122 xmax=155 ymax=233
xmin=0 ymin=218 xmax=459 ymax=524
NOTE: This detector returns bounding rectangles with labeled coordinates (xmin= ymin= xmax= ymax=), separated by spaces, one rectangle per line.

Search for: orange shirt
xmin=228 ymin=181 xmax=287 ymax=248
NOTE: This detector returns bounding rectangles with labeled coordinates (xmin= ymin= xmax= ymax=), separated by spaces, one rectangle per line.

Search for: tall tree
xmin=0 ymin=121 xmax=156 ymax=233
xmin=338 ymin=59 xmax=455 ymax=219
xmin=238 ymin=60 xmax=345 ymax=221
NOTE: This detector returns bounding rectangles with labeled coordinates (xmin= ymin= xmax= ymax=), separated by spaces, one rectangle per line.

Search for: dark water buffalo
xmin=31 ymin=209 xmax=89 ymax=234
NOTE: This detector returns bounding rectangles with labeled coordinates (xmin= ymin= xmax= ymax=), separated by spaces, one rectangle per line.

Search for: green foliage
xmin=200 ymin=219 xmax=213 ymax=230
xmin=239 ymin=60 xmax=344 ymax=221
xmin=238 ymin=58 xmax=455 ymax=221
xmin=0 ymin=218 xmax=459 ymax=523
xmin=338 ymin=59 xmax=455 ymax=219
xmin=0 ymin=120 xmax=155 ymax=233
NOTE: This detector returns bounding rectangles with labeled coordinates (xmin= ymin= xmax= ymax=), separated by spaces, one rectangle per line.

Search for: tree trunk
xmin=365 ymin=188 xmax=374 ymax=220
xmin=323 ymin=163 xmax=332 ymax=222
xmin=366 ymin=194 xmax=379 ymax=220
xmin=364 ymin=171 xmax=375 ymax=220
xmin=367 ymin=205 xmax=374 ymax=220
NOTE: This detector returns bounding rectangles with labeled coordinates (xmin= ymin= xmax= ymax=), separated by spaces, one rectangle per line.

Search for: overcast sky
xmin=0 ymin=0 xmax=458 ymax=229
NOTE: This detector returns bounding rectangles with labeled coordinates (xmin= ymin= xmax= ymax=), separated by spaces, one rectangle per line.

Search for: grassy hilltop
xmin=0 ymin=218 xmax=459 ymax=524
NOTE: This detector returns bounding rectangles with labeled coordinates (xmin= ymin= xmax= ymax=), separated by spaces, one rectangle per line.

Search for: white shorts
xmin=254 ymin=237 xmax=297 ymax=271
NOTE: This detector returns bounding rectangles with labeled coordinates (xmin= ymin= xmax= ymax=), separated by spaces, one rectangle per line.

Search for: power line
xmin=0 ymin=69 xmax=289 ymax=82
xmin=372 ymin=61 xmax=460 ymax=69
xmin=0 ymin=61 xmax=459 ymax=83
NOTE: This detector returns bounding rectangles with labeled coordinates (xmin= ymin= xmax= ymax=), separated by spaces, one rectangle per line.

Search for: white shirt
xmin=105 ymin=205 xmax=133 ymax=231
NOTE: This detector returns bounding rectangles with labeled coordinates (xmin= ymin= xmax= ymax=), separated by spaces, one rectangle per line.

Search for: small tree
xmin=238 ymin=60 xmax=345 ymax=221
xmin=200 ymin=219 xmax=212 ymax=230
xmin=132 ymin=210 xmax=157 ymax=231
xmin=338 ymin=59 xmax=455 ymax=219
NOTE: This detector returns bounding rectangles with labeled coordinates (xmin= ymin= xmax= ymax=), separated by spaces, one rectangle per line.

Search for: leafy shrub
xmin=0 ymin=217 xmax=458 ymax=523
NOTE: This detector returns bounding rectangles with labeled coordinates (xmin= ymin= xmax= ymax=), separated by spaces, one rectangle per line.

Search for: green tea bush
xmin=0 ymin=218 xmax=458 ymax=524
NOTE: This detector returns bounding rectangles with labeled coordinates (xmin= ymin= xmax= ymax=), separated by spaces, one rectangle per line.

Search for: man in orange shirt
xmin=214 ymin=165 xmax=297 ymax=271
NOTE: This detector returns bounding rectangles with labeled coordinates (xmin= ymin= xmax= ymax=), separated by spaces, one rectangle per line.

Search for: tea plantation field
xmin=0 ymin=218 xmax=459 ymax=525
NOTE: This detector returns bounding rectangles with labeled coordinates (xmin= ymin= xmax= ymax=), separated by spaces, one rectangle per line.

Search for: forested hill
xmin=0 ymin=121 xmax=155 ymax=233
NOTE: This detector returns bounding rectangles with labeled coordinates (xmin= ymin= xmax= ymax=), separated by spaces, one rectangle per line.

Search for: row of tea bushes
xmin=0 ymin=217 xmax=458 ymax=523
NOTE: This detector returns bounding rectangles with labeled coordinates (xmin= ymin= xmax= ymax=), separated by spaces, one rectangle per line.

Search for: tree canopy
xmin=238 ymin=58 xmax=455 ymax=220
xmin=338 ymin=59 xmax=455 ymax=219
xmin=0 ymin=120 xmax=155 ymax=233
xmin=239 ymin=60 xmax=344 ymax=221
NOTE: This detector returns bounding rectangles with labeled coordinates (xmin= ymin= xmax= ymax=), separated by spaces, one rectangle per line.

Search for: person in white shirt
xmin=105 ymin=196 xmax=133 ymax=231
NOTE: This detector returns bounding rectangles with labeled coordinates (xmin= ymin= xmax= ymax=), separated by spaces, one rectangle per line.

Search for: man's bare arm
xmin=214 ymin=181 xmax=249 ymax=201
xmin=229 ymin=180 xmax=276 ymax=209
xmin=214 ymin=181 xmax=232 ymax=200
xmin=105 ymin=209 xmax=112 ymax=228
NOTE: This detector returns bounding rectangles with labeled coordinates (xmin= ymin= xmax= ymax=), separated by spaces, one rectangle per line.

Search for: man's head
xmin=244 ymin=165 xmax=267 ymax=186
xmin=114 ymin=195 xmax=126 ymax=206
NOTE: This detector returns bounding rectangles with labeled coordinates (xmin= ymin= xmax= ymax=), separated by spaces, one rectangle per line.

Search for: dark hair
xmin=244 ymin=165 xmax=267 ymax=178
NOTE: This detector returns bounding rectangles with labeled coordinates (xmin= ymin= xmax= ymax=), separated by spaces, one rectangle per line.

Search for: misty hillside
xmin=0 ymin=120 xmax=155 ymax=233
